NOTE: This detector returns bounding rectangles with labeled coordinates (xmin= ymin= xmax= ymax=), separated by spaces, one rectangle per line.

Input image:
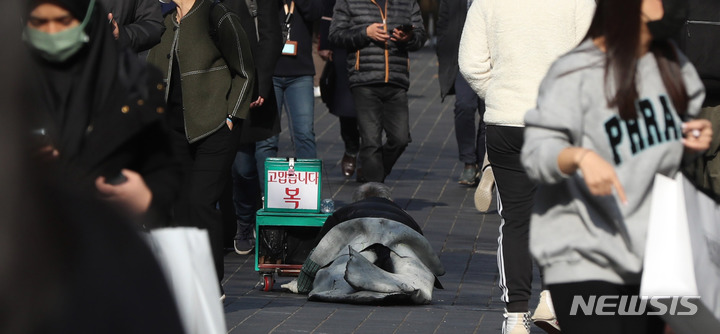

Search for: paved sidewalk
xmin=221 ymin=46 xmax=545 ymax=334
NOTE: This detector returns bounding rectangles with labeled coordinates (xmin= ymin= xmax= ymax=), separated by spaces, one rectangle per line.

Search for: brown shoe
xmin=341 ymin=153 xmax=357 ymax=177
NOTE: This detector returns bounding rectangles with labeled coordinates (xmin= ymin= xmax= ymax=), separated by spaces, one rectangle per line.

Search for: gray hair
xmin=352 ymin=182 xmax=392 ymax=202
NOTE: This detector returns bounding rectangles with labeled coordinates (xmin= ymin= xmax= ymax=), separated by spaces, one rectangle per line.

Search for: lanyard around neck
xmin=284 ymin=1 xmax=295 ymax=16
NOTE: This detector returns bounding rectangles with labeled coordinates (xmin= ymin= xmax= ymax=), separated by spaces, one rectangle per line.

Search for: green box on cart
xmin=264 ymin=158 xmax=323 ymax=213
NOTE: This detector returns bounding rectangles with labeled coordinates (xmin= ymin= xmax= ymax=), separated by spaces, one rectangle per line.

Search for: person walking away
xmin=436 ymin=0 xmax=494 ymax=212
xmin=329 ymin=0 xmax=427 ymax=183
xmin=521 ymin=0 xmax=711 ymax=332
xmin=458 ymin=0 xmax=595 ymax=332
xmin=225 ymin=0 xmax=284 ymax=255
xmin=318 ymin=0 xmax=360 ymax=179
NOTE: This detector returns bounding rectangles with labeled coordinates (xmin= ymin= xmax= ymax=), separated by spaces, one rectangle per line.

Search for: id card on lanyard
xmin=282 ymin=1 xmax=298 ymax=56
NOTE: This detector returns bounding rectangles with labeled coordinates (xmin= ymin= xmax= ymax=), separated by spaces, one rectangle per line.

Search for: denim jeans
xmin=352 ymin=84 xmax=411 ymax=182
xmin=256 ymin=75 xmax=317 ymax=164
xmin=231 ymin=143 xmax=261 ymax=239
xmin=454 ymin=73 xmax=486 ymax=165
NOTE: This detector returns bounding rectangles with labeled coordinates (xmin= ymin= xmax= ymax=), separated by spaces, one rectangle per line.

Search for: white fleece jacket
xmin=458 ymin=0 xmax=595 ymax=127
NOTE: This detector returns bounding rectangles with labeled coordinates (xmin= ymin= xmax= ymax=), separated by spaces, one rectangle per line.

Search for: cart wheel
xmin=262 ymin=275 xmax=274 ymax=292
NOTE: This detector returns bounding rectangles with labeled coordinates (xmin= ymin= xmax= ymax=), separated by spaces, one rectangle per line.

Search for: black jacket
xmin=679 ymin=0 xmax=720 ymax=107
xmin=225 ymin=0 xmax=284 ymax=143
xmin=98 ymin=0 xmax=165 ymax=52
xmin=314 ymin=197 xmax=422 ymax=244
xmin=435 ymin=0 xmax=467 ymax=101
xmin=328 ymin=0 xmax=426 ymax=90
xmin=274 ymin=0 xmax=323 ymax=77
xmin=73 ymin=61 xmax=181 ymax=227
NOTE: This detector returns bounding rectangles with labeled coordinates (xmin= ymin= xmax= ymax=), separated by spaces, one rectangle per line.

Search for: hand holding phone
xmin=104 ymin=171 xmax=128 ymax=185
xmin=391 ymin=24 xmax=413 ymax=42
xmin=394 ymin=24 xmax=413 ymax=33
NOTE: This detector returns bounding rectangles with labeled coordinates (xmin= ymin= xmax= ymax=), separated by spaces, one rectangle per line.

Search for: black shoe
xmin=233 ymin=238 xmax=254 ymax=255
xmin=234 ymin=222 xmax=255 ymax=255
xmin=458 ymin=164 xmax=479 ymax=185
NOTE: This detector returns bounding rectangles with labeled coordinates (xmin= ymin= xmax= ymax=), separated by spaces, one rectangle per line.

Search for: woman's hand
xmin=558 ymin=147 xmax=627 ymax=204
xmin=95 ymin=169 xmax=152 ymax=215
xmin=577 ymin=150 xmax=627 ymax=205
xmin=682 ymin=119 xmax=712 ymax=152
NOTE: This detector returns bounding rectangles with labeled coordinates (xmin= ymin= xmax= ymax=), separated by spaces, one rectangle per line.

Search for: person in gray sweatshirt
xmin=521 ymin=0 xmax=712 ymax=333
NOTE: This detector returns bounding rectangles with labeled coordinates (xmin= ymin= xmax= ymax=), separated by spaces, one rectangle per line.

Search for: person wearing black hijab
xmin=23 ymin=0 xmax=181 ymax=227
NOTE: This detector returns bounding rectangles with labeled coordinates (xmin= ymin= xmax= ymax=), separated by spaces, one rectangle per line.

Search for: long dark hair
xmin=585 ymin=0 xmax=688 ymax=120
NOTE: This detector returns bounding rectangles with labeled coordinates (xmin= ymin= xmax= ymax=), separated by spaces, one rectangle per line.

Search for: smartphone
xmin=395 ymin=24 xmax=413 ymax=33
xmin=105 ymin=171 xmax=128 ymax=185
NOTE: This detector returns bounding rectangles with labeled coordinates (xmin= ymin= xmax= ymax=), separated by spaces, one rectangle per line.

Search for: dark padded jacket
xmin=313 ymin=197 xmax=422 ymax=244
xmin=328 ymin=0 xmax=426 ymax=90
xmin=678 ymin=0 xmax=720 ymax=107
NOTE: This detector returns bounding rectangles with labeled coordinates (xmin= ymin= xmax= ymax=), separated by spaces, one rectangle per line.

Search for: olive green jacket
xmin=147 ymin=0 xmax=255 ymax=143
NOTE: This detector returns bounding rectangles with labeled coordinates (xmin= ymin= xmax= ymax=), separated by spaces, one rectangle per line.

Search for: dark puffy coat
xmin=313 ymin=197 xmax=422 ymax=244
xmin=679 ymin=0 xmax=720 ymax=107
xmin=328 ymin=0 xmax=427 ymax=90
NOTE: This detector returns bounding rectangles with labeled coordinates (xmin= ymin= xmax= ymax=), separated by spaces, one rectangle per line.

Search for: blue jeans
xmin=231 ymin=143 xmax=261 ymax=238
xmin=256 ymin=76 xmax=317 ymax=163
xmin=454 ymin=73 xmax=486 ymax=165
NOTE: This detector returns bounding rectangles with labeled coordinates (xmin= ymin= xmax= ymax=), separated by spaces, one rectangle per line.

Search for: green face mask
xmin=23 ymin=0 xmax=95 ymax=63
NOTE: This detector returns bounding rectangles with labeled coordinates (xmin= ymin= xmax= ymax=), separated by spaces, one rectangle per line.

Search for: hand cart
xmin=255 ymin=158 xmax=330 ymax=291
xmin=255 ymin=210 xmax=329 ymax=291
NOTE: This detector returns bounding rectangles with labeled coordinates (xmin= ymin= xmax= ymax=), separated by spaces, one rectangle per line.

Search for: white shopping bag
xmin=641 ymin=173 xmax=698 ymax=298
xmin=145 ymin=227 xmax=226 ymax=334
xmin=642 ymin=173 xmax=720 ymax=333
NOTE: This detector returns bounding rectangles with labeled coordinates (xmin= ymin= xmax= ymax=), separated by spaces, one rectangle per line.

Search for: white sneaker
xmin=503 ymin=311 xmax=531 ymax=334
xmin=313 ymin=86 xmax=321 ymax=98
xmin=474 ymin=165 xmax=494 ymax=212
xmin=532 ymin=290 xmax=561 ymax=334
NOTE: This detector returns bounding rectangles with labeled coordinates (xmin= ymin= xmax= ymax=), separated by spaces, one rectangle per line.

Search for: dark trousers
xmin=453 ymin=73 xmax=486 ymax=165
xmin=339 ymin=116 xmax=360 ymax=155
xmin=486 ymin=125 xmax=536 ymax=312
xmin=171 ymin=124 xmax=241 ymax=282
xmin=548 ymin=282 xmax=665 ymax=334
xmin=352 ymin=84 xmax=411 ymax=182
